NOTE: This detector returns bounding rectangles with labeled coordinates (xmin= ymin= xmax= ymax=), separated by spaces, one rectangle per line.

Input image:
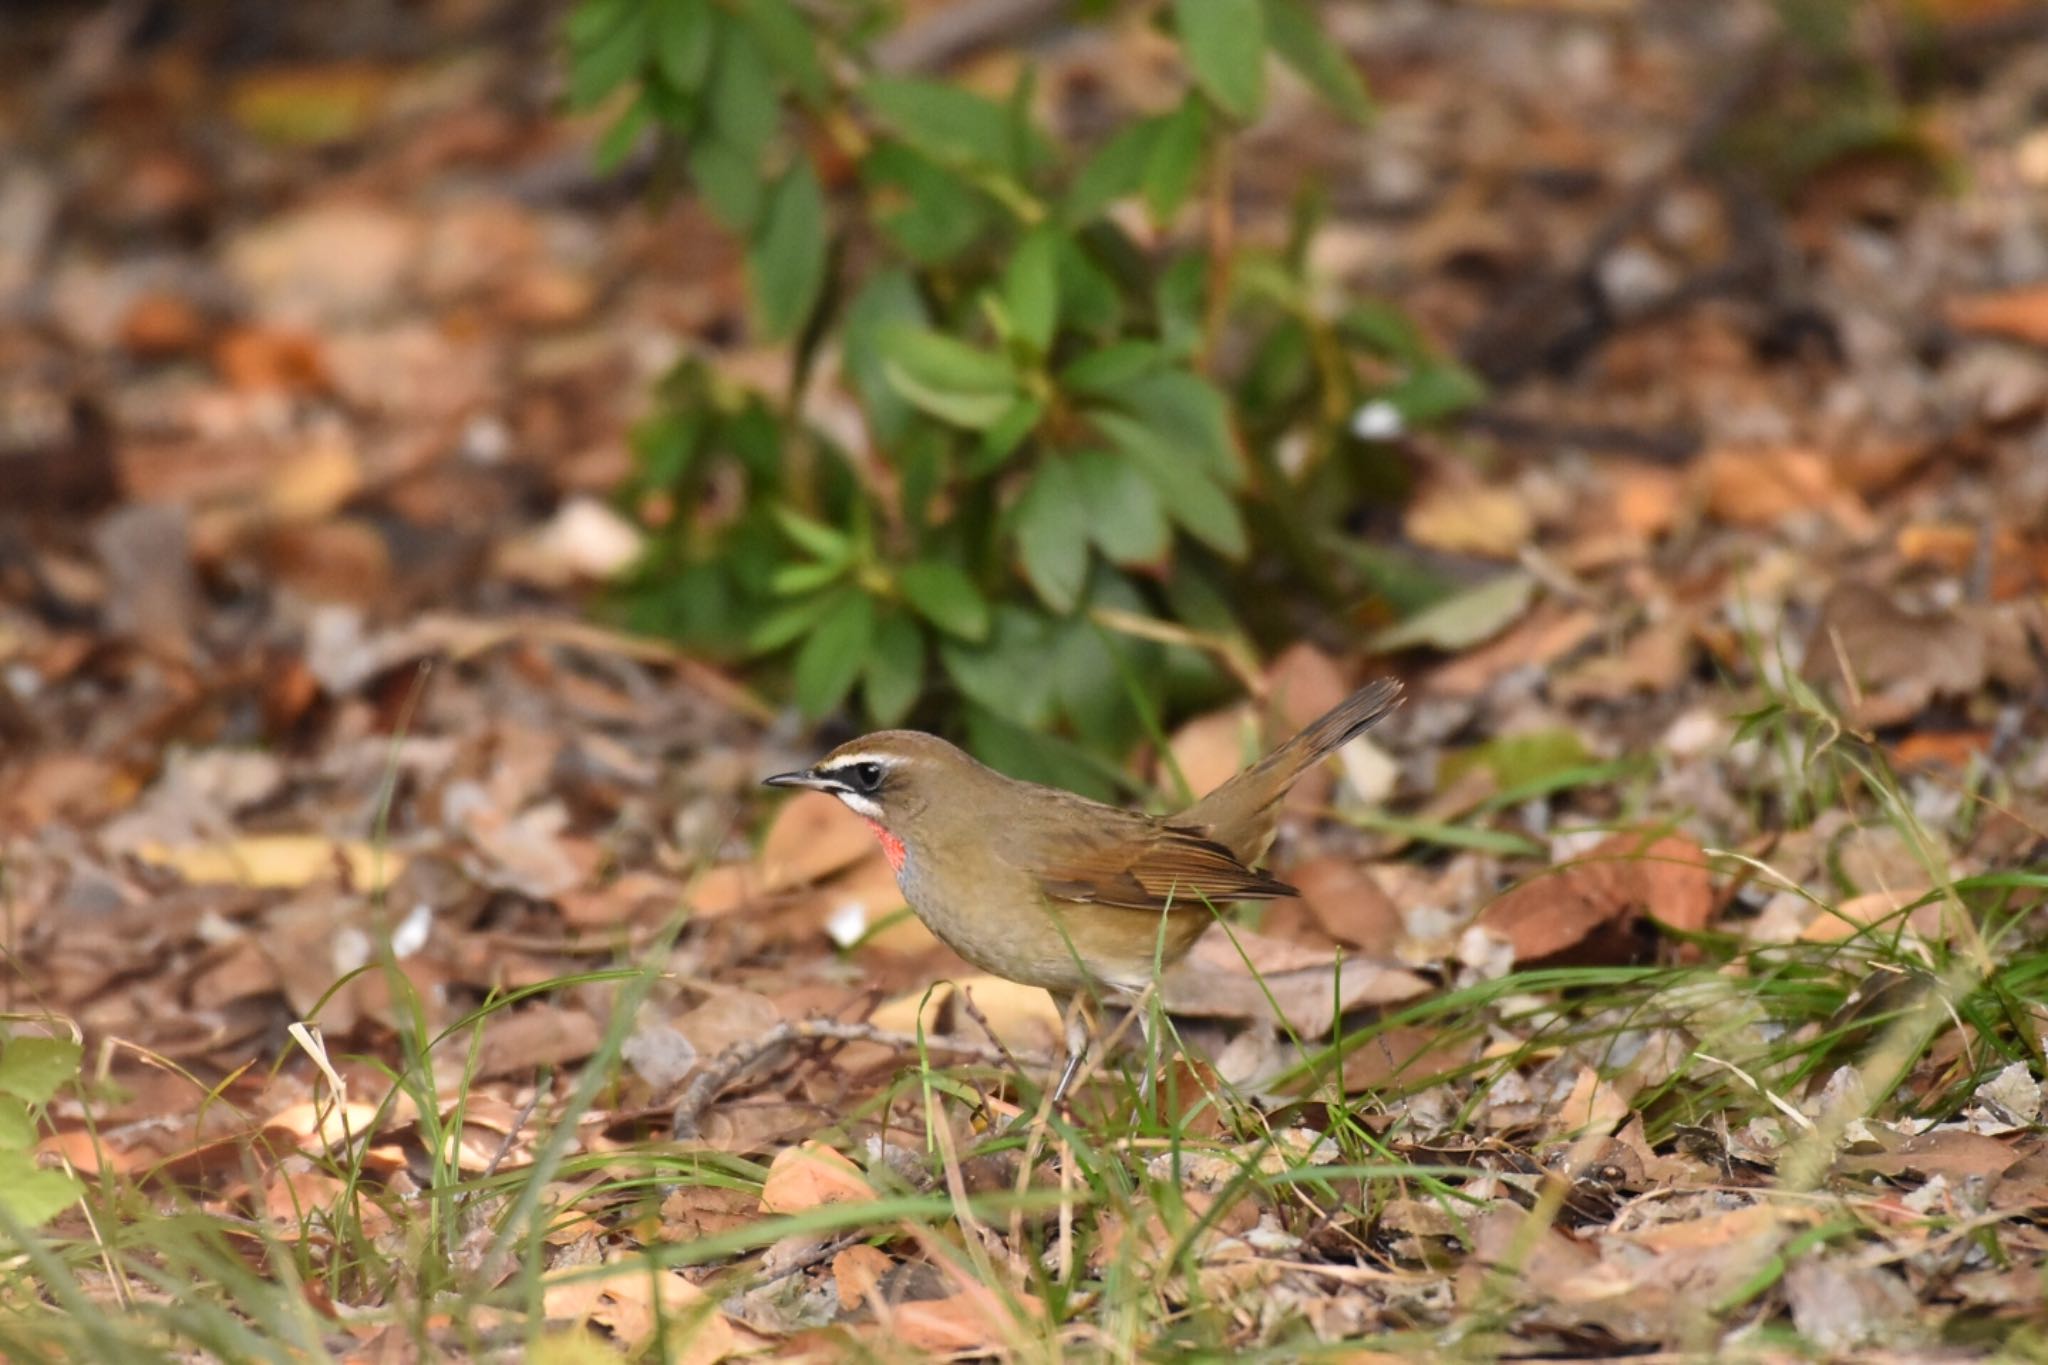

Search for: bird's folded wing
xmin=1026 ymin=822 xmax=1297 ymax=912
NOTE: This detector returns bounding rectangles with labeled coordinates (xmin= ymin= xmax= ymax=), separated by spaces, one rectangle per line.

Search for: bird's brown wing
xmin=1026 ymin=820 xmax=1297 ymax=912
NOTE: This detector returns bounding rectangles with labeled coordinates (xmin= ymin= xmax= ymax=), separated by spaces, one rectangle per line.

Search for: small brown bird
xmin=766 ymin=679 xmax=1402 ymax=1103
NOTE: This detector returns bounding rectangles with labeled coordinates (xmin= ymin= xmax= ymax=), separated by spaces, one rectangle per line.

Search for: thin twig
xmin=670 ymin=1020 xmax=1045 ymax=1138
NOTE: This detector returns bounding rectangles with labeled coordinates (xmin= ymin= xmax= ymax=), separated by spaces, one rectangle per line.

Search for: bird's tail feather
xmin=1185 ymin=679 xmax=1402 ymax=844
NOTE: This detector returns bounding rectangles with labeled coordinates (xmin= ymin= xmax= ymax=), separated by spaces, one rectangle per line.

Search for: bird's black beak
xmin=765 ymin=769 xmax=839 ymax=792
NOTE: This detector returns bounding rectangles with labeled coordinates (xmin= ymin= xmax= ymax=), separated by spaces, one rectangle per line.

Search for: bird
xmin=764 ymin=679 xmax=1402 ymax=1106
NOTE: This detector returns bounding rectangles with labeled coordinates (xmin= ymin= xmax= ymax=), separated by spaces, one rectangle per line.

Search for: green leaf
xmin=1117 ymin=368 xmax=1244 ymax=486
xmin=771 ymin=505 xmax=851 ymax=561
xmin=1155 ymin=255 xmax=1208 ymax=361
xmin=1052 ymin=600 xmax=1149 ymax=752
xmin=1001 ymin=228 xmax=1060 ymax=354
xmin=1143 ymin=97 xmax=1208 ymax=222
xmin=632 ymin=405 xmax=706 ymax=492
xmin=842 ymin=270 xmax=928 ymax=446
xmin=972 ymin=395 xmax=1044 ymax=474
xmin=706 ymin=17 xmax=779 ymax=158
xmin=747 ymin=161 xmax=828 ymax=341
xmin=896 ymin=424 xmax=949 ymax=528
xmin=0 ymin=1036 xmax=80 ymax=1107
xmin=1059 ymin=341 xmax=1168 ymax=396
xmin=653 ymin=0 xmax=715 ymax=90
xmin=940 ymin=608 xmax=1055 ymax=727
xmin=1093 ymin=409 xmax=1247 ymax=558
xmin=1054 ymin=235 xmax=1124 ymax=338
xmin=1345 ymin=813 xmax=1544 ymax=857
xmin=862 ymin=77 xmax=1048 ymax=178
xmin=568 ymin=1 xmax=649 ymax=109
xmin=864 ymin=142 xmax=991 ymax=264
xmin=0 ymin=1149 xmax=81 ymax=1230
xmin=1367 ymin=572 xmax=1536 ymax=653
xmin=1262 ymin=0 xmax=1371 ymax=122
xmin=1380 ymin=362 xmax=1487 ymax=424
xmin=879 ymin=326 xmax=1020 ymax=430
xmin=1014 ymin=458 xmax=1090 ymax=612
xmin=792 ymin=590 xmax=874 ymax=717
xmin=690 ymin=136 xmax=763 ymax=231
xmin=566 ymin=0 xmax=631 ymax=47
xmin=863 ymin=611 xmax=925 ymax=727
xmin=1063 ymin=118 xmax=1162 ymax=224
xmin=1175 ymin=0 xmax=1266 ymax=121
xmin=0 ymin=1097 xmax=33 ymax=1150
xmin=736 ymin=0 xmax=826 ymax=103
xmin=1444 ymin=729 xmax=1596 ymax=794
xmin=898 ymin=561 xmax=990 ymax=641
xmin=964 ymin=704 xmax=1123 ymax=800
xmin=594 ymin=95 xmax=652 ymax=174
xmin=769 ymin=558 xmax=848 ymax=596
xmin=1072 ymin=449 xmax=1170 ymax=565
xmin=1338 ymin=299 xmax=1433 ymax=364
xmin=745 ymin=589 xmax=843 ymax=655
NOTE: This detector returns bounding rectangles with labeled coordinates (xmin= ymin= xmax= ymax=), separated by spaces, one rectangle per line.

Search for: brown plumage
xmin=765 ymin=679 xmax=1402 ymax=1102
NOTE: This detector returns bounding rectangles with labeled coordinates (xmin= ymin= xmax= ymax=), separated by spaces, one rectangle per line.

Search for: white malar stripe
xmin=834 ymin=791 xmax=884 ymax=821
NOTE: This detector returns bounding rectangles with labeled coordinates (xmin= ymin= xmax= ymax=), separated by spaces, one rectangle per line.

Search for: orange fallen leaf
xmin=760 ymin=791 xmax=880 ymax=892
xmin=759 ymin=1141 xmax=876 ymax=1215
xmin=1947 ymin=283 xmax=2048 ymax=348
xmin=870 ymin=975 xmax=1062 ymax=1054
xmin=119 ymin=290 xmax=209 ymax=357
xmin=214 ymin=325 xmax=330 ymax=394
xmin=543 ymin=1259 xmax=736 ymax=1363
xmin=1607 ymin=462 xmax=1683 ymax=540
xmin=1477 ymin=833 xmax=1715 ymax=963
xmin=1427 ymin=606 xmax=1600 ymax=697
xmin=1888 ymin=730 xmax=1995 ymax=770
xmin=832 ymin=1245 xmax=894 ymax=1311
xmin=1288 ymin=856 xmax=1404 ymax=952
xmin=1551 ymin=1065 xmax=1631 ymax=1139
xmin=1404 ymin=480 xmax=1533 ymax=559
xmin=887 ymin=1290 xmax=1045 ymax=1356
xmin=1698 ymin=446 xmax=1875 ymax=539
xmin=1162 ymin=703 xmax=1255 ymax=801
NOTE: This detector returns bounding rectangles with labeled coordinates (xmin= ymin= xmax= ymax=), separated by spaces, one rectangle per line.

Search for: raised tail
xmin=1185 ymin=678 xmax=1403 ymax=859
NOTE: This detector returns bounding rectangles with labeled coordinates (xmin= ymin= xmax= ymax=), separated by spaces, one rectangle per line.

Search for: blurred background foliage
xmin=568 ymin=0 xmax=1486 ymax=793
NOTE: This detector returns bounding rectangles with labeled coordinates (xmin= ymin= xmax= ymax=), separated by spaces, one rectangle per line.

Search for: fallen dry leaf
xmin=1163 ymin=703 xmax=1256 ymax=801
xmin=884 ymin=1290 xmax=1046 ymax=1356
xmin=1551 ymin=617 xmax=1693 ymax=703
xmin=1404 ymin=479 xmax=1534 ymax=559
xmin=760 ymin=791 xmax=882 ymax=892
xmin=832 ymin=1245 xmax=894 ymax=1311
xmin=871 ymin=974 xmax=1063 ymax=1055
xmin=134 ymin=835 xmax=404 ymax=892
xmin=759 ymin=1141 xmax=876 ymax=1215
xmin=1476 ymin=833 xmax=1715 ymax=964
xmin=1427 ymin=605 xmax=1600 ymax=696
xmin=1288 ymin=856 xmax=1405 ymax=952
xmin=1159 ymin=927 xmax=1433 ymax=1035
xmin=1698 ymin=446 xmax=1875 ymax=539
xmin=543 ymin=1258 xmax=737 ymax=1364
xmin=1800 ymin=582 xmax=2016 ymax=727
xmin=1947 ymin=283 xmax=2048 ymax=347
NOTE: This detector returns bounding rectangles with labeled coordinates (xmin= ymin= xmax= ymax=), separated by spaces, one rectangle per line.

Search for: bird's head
xmin=764 ymin=730 xmax=973 ymax=870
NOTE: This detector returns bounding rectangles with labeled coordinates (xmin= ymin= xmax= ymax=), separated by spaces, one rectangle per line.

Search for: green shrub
xmin=571 ymin=0 xmax=1480 ymax=790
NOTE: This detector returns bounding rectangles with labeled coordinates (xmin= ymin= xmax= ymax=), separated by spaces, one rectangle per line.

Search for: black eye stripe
xmin=825 ymin=761 xmax=888 ymax=794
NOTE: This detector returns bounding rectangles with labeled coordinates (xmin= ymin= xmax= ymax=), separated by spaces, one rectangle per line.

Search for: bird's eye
xmin=851 ymin=762 xmax=885 ymax=792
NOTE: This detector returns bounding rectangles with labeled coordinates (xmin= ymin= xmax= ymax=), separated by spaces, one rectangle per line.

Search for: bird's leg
xmin=1047 ymin=990 xmax=1093 ymax=1109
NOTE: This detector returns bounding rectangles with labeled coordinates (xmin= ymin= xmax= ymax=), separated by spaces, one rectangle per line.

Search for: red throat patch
xmin=863 ymin=818 xmax=907 ymax=874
